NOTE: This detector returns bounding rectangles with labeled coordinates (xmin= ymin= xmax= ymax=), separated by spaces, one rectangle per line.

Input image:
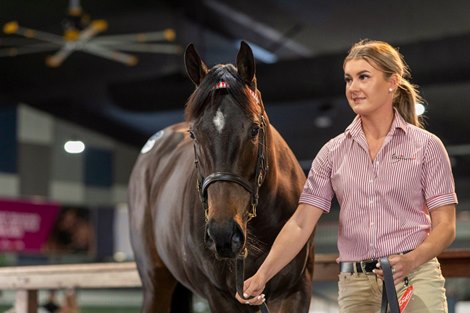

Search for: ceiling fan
xmin=0 ymin=0 xmax=181 ymax=67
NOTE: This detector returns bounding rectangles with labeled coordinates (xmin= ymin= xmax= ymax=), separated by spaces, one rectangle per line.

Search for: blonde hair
xmin=344 ymin=39 xmax=424 ymax=128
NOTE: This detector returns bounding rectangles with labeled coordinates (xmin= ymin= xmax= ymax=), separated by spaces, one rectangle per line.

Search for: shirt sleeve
xmin=299 ymin=141 xmax=334 ymax=213
xmin=422 ymin=134 xmax=458 ymax=210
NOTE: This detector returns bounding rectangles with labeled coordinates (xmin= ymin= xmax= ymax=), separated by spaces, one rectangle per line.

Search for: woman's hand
xmin=235 ymin=274 xmax=266 ymax=306
xmin=373 ymin=253 xmax=416 ymax=285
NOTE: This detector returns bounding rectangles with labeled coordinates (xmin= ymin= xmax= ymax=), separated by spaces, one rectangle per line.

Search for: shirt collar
xmin=345 ymin=108 xmax=409 ymax=138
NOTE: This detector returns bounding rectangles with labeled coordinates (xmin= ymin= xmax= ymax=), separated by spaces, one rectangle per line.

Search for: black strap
xmin=236 ymin=253 xmax=270 ymax=313
xmin=380 ymin=256 xmax=400 ymax=313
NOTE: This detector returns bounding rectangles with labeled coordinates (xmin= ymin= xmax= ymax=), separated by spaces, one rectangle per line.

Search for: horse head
xmin=184 ymin=41 xmax=268 ymax=259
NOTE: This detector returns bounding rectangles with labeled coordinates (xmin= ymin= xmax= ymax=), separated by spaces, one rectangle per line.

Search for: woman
xmin=236 ymin=40 xmax=457 ymax=312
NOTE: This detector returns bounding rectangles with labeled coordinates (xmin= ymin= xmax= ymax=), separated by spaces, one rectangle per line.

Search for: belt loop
xmin=360 ymin=261 xmax=366 ymax=274
xmin=353 ymin=262 xmax=358 ymax=276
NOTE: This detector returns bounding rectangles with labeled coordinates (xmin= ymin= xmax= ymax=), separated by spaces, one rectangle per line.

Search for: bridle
xmin=192 ymin=81 xmax=269 ymax=222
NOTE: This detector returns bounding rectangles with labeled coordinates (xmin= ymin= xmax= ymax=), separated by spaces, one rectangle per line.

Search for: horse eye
xmin=188 ymin=130 xmax=196 ymax=140
xmin=250 ymin=125 xmax=260 ymax=138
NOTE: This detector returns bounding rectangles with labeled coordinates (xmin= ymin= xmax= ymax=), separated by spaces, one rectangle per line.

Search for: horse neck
xmin=263 ymin=124 xmax=301 ymax=183
xmin=256 ymin=124 xmax=305 ymax=222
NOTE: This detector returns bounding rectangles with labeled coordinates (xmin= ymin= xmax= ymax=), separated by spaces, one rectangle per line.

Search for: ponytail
xmin=394 ymin=78 xmax=425 ymax=128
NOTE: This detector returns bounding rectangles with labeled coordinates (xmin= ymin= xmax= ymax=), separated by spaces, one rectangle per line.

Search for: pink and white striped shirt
xmin=299 ymin=111 xmax=458 ymax=261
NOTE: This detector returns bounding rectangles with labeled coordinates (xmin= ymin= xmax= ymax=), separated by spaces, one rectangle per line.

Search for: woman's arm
xmin=235 ymin=203 xmax=324 ymax=304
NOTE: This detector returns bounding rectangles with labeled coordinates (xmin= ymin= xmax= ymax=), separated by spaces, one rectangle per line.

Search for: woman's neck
xmin=361 ymin=108 xmax=394 ymax=140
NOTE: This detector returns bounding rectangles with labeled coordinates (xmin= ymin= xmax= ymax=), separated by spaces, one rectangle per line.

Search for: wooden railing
xmin=0 ymin=262 xmax=141 ymax=313
xmin=0 ymin=249 xmax=469 ymax=313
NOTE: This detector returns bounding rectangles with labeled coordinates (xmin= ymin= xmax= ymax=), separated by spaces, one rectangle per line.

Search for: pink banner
xmin=0 ymin=198 xmax=59 ymax=252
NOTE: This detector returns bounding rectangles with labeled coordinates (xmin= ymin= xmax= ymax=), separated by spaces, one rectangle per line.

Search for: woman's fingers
xmin=235 ymin=292 xmax=266 ymax=305
xmin=235 ymin=275 xmax=267 ymax=305
xmin=242 ymin=294 xmax=266 ymax=305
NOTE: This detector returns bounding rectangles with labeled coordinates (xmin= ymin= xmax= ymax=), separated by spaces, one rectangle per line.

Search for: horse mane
xmin=184 ymin=64 xmax=261 ymax=121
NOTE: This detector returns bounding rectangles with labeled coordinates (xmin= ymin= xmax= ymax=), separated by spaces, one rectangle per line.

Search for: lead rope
xmin=380 ymin=257 xmax=400 ymax=313
xmin=236 ymin=250 xmax=270 ymax=313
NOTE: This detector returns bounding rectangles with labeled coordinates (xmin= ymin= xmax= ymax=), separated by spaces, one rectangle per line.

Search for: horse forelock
xmin=184 ymin=64 xmax=261 ymax=122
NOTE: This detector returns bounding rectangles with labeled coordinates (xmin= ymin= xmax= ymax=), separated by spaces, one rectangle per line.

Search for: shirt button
xmin=370 ymin=222 xmax=374 ymax=226
xmin=369 ymin=199 xmax=373 ymax=204
xmin=369 ymin=179 xmax=373 ymax=183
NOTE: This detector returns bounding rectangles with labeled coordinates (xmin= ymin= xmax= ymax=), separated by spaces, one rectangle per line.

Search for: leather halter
xmin=192 ymin=82 xmax=268 ymax=222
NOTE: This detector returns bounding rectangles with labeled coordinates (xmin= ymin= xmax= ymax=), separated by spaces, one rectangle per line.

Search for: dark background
xmin=1 ymin=0 xmax=469 ymax=193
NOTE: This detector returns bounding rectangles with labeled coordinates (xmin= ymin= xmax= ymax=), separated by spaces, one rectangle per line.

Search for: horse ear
xmin=236 ymin=41 xmax=256 ymax=84
xmin=184 ymin=43 xmax=208 ymax=86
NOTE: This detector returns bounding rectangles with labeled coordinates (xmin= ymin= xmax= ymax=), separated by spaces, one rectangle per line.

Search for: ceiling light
xmin=64 ymin=140 xmax=85 ymax=154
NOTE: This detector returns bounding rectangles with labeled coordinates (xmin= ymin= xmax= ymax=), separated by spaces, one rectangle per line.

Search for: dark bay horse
xmin=128 ymin=41 xmax=314 ymax=313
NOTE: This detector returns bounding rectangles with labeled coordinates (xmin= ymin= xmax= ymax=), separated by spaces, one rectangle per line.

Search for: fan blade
xmin=0 ymin=37 xmax=42 ymax=46
xmin=46 ymin=43 xmax=76 ymax=67
xmin=92 ymin=28 xmax=176 ymax=43
xmin=76 ymin=20 xmax=107 ymax=42
xmin=92 ymin=42 xmax=181 ymax=54
xmin=3 ymin=21 xmax=64 ymax=44
xmin=0 ymin=43 xmax=59 ymax=57
xmin=82 ymin=43 xmax=138 ymax=66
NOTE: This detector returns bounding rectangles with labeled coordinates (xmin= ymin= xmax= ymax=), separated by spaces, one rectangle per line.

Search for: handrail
xmin=0 ymin=249 xmax=468 ymax=313
xmin=0 ymin=262 xmax=140 ymax=290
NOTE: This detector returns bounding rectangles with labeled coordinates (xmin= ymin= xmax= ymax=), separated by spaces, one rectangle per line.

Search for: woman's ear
xmin=389 ymin=73 xmax=400 ymax=90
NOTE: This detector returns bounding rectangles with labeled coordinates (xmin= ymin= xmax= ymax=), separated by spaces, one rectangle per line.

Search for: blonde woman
xmin=236 ymin=40 xmax=457 ymax=313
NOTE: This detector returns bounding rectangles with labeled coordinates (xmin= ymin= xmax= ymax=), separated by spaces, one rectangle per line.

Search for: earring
xmin=388 ymin=88 xmax=393 ymax=93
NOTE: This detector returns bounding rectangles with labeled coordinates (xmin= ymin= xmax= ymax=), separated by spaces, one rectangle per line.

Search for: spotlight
xmin=64 ymin=140 xmax=85 ymax=154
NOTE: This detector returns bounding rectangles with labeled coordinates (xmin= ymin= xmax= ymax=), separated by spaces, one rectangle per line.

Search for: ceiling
xmin=1 ymin=0 xmax=470 ymax=181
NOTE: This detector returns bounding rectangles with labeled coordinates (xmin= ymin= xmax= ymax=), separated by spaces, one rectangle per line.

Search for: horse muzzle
xmin=205 ymin=218 xmax=245 ymax=259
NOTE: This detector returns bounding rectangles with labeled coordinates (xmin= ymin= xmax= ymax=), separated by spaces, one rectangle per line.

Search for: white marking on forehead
xmin=213 ymin=108 xmax=225 ymax=133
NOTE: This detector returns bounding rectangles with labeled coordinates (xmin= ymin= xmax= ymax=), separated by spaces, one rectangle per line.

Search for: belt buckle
xmin=360 ymin=259 xmax=376 ymax=273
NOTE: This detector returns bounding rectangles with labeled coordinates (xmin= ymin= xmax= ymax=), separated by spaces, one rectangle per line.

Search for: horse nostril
xmin=205 ymin=219 xmax=245 ymax=258
xmin=205 ymin=225 xmax=214 ymax=246
xmin=232 ymin=231 xmax=242 ymax=247
xmin=231 ymin=222 xmax=245 ymax=253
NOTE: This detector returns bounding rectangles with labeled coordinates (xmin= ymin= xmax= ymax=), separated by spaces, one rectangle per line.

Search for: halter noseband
xmin=193 ymin=81 xmax=268 ymax=221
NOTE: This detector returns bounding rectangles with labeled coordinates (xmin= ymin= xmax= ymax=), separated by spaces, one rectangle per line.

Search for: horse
xmin=128 ymin=41 xmax=314 ymax=313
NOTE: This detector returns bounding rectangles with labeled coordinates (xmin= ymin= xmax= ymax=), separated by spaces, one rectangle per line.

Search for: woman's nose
xmin=348 ymin=79 xmax=358 ymax=91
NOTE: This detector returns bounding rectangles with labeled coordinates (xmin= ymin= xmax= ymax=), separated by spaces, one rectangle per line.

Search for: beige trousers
xmin=338 ymin=258 xmax=448 ymax=313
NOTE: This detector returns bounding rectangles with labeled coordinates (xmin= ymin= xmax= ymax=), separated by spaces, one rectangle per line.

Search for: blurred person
xmin=44 ymin=207 xmax=94 ymax=255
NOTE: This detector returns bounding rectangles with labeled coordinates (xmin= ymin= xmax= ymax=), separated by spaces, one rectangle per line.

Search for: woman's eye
xmin=344 ymin=77 xmax=351 ymax=84
xmin=359 ymin=74 xmax=369 ymax=80
xmin=251 ymin=125 xmax=260 ymax=138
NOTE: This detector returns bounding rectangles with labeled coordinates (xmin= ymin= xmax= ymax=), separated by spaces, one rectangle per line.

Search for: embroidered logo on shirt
xmin=391 ymin=153 xmax=416 ymax=163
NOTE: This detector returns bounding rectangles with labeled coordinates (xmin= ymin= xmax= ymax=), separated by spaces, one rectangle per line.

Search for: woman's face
xmin=344 ymin=58 xmax=395 ymax=117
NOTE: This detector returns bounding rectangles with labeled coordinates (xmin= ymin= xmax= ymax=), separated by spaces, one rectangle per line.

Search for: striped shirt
xmin=299 ymin=111 xmax=458 ymax=261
